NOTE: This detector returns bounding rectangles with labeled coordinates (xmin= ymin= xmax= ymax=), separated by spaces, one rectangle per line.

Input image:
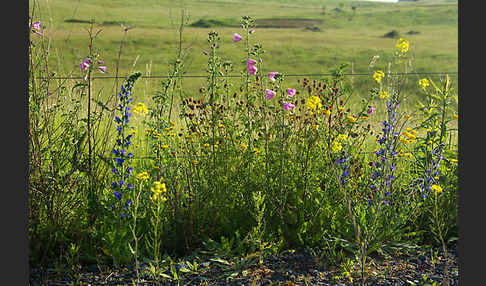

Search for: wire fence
xmin=35 ymin=71 xmax=458 ymax=80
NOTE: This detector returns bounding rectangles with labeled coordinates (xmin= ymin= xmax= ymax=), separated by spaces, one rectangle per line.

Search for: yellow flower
xmin=312 ymin=124 xmax=319 ymax=130
xmin=323 ymin=109 xmax=331 ymax=116
xmin=431 ymin=184 xmax=442 ymax=194
xmin=331 ymin=141 xmax=342 ymax=152
xmin=406 ymin=128 xmax=418 ymax=136
xmin=379 ymin=91 xmax=390 ymax=99
xmin=253 ymin=148 xmax=261 ymax=154
xmin=419 ymin=78 xmax=430 ymax=89
xmin=402 ymin=131 xmax=416 ymax=140
xmin=306 ymin=96 xmax=322 ymax=111
xmin=450 ymin=158 xmax=458 ymax=164
xmin=373 ymin=70 xmax=385 ymax=83
xmin=396 ymin=38 xmax=409 ymax=54
xmin=192 ymin=160 xmax=198 ymax=165
xmin=133 ymin=103 xmax=148 ymax=116
xmin=218 ymin=123 xmax=225 ymax=128
xmin=151 ymin=181 xmax=167 ymax=201
xmin=170 ymin=121 xmax=177 ymax=127
xmin=161 ymin=145 xmax=169 ymax=149
xmin=337 ymin=134 xmax=348 ymax=142
xmin=240 ymin=144 xmax=248 ymax=151
xmin=167 ymin=132 xmax=176 ymax=137
xmin=203 ymin=143 xmax=210 ymax=147
xmin=137 ymin=171 xmax=150 ymax=181
xmin=347 ymin=115 xmax=357 ymax=123
xmin=452 ymin=113 xmax=458 ymax=120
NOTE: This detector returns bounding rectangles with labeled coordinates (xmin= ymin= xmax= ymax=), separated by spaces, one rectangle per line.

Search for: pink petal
xmin=367 ymin=106 xmax=376 ymax=114
xmin=265 ymin=89 xmax=275 ymax=100
xmin=98 ymin=66 xmax=107 ymax=73
xmin=284 ymin=102 xmax=295 ymax=110
xmin=269 ymin=72 xmax=278 ymax=82
xmin=247 ymin=59 xmax=257 ymax=65
xmin=80 ymin=58 xmax=90 ymax=71
xmin=248 ymin=64 xmax=257 ymax=75
xmin=249 ymin=29 xmax=255 ymax=34
xmin=286 ymin=88 xmax=296 ymax=97
xmin=233 ymin=33 xmax=242 ymax=42
xmin=33 ymin=21 xmax=41 ymax=30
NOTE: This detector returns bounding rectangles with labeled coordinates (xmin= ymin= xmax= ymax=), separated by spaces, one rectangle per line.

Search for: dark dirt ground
xmin=30 ymin=243 xmax=458 ymax=286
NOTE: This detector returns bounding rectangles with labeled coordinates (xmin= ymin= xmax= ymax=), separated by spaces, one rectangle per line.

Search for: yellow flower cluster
xmin=337 ymin=134 xmax=348 ymax=142
xmin=331 ymin=133 xmax=348 ymax=152
xmin=396 ymin=38 xmax=409 ymax=54
xmin=418 ymin=78 xmax=430 ymax=89
xmin=379 ymin=91 xmax=390 ymax=99
xmin=133 ymin=103 xmax=148 ymax=116
xmin=430 ymin=184 xmax=442 ymax=194
xmin=331 ymin=141 xmax=342 ymax=152
xmin=347 ymin=115 xmax=357 ymax=123
xmin=400 ymin=129 xmax=418 ymax=144
xmin=373 ymin=70 xmax=385 ymax=83
xmin=137 ymin=171 xmax=150 ymax=181
xmin=151 ymin=181 xmax=167 ymax=201
xmin=306 ymin=96 xmax=322 ymax=111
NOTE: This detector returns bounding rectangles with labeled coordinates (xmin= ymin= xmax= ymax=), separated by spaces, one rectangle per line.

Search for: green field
xmin=31 ymin=0 xmax=457 ymax=97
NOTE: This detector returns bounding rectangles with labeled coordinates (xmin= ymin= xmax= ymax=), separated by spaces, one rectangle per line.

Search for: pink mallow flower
xmin=265 ymin=89 xmax=275 ymax=100
xmin=80 ymin=58 xmax=90 ymax=71
xmin=248 ymin=64 xmax=257 ymax=75
xmin=233 ymin=33 xmax=242 ymax=43
xmin=98 ymin=61 xmax=107 ymax=73
xmin=269 ymin=72 xmax=278 ymax=82
xmin=247 ymin=59 xmax=257 ymax=65
xmin=32 ymin=21 xmax=43 ymax=36
xmin=283 ymin=102 xmax=295 ymax=110
xmin=249 ymin=29 xmax=255 ymax=34
xmin=286 ymin=88 xmax=296 ymax=97
xmin=367 ymin=106 xmax=376 ymax=114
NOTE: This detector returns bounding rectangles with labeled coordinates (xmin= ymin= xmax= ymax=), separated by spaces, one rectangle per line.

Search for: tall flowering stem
xmin=110 ymin=72 xmax=141 ymax=216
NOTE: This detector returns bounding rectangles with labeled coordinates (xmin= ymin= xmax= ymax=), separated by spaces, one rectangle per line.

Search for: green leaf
xmin=210 ymin=257 xmax=231 ymax=266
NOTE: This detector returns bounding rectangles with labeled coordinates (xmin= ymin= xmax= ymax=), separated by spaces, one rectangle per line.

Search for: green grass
xmin=30 ymin=0 xmax=457 ymax=101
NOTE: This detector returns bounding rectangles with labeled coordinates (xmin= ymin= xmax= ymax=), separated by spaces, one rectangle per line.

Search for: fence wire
xmin=34 ymin=71 xmax=457 ymax=80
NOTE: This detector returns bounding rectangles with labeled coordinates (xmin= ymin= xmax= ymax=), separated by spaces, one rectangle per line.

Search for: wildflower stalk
xmin=128 ymin=182 xmax=143 ymax=282
xmin=86 ymin=20 xmax=96 ymax=226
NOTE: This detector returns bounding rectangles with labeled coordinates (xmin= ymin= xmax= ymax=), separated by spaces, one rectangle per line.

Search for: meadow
xmin=29 ymin=0 xmax=458 ymax=285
